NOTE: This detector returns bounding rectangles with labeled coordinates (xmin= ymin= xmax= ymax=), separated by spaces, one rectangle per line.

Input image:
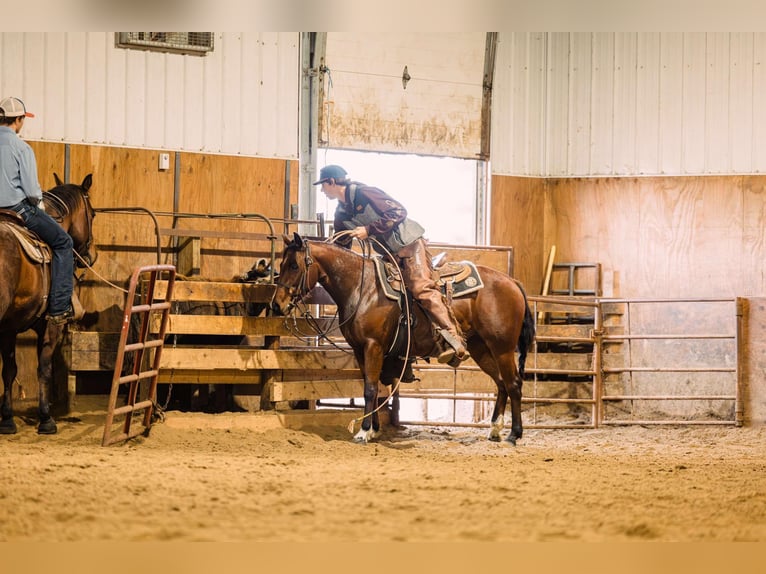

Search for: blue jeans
xmin=10 ymin=198 xmax=74 ymax=315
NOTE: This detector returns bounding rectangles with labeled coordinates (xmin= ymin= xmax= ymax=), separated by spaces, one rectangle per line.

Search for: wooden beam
xmin=154 ymin=280 xmax=275 ymax=302
xmin=159 ymin=348 xmax=360 ymax=371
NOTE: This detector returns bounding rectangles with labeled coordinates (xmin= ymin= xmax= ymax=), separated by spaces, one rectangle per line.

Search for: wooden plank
xmin=154 ymin=280 xmax=275 ymax=302
xmin=177 ymin=236 xmax=201 ymax=276
xmin=429 ymin=243 xmax=514 ymax=276
xmin=159 ymin=228 xmax=275 ymax=241
xmin=152 ymin=314 xmax=336 ymax=337
xmin=159 ymin=348 xmax=359 ymax=371
xmin=271 ymin=379 xmax=366 ymax=401
xmin=158 ymin=370 xmax=264 ymax=385
xmin=276 ymin=408 xmax=389 ymax=430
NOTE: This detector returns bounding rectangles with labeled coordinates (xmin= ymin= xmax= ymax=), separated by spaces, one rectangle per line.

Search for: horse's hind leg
xmin=469 ymin=342 xmax=507 ymax=442
xmin=0 ymin=336 xmax=18 ymax=434
xmin=497 ymin=352 xmax=523 ymax=445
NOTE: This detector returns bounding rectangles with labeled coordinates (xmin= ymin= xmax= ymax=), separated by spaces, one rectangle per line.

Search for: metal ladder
xmin=102 ymin=264 xmax=176 ymax=446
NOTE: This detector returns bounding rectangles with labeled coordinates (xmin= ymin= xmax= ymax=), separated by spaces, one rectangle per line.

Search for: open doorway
xmin=314 ymin=149 xmax=483 ymax=245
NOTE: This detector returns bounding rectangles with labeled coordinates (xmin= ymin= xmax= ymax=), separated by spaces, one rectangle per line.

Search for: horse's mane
xmin=44 ymin=184 xmax=84 ymax=217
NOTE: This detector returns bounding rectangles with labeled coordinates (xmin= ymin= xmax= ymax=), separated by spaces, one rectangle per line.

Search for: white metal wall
xmin=492 ymin=32 xmax=766 ymax=177
xmin=0 ymin=32 xmax=299 ymax=159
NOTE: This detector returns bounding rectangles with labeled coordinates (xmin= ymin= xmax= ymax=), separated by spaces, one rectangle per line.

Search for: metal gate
xmin=396 ymin=296 xmax=741 ymax=430
xmin=102 ymin=265 xmax=176 ymax=446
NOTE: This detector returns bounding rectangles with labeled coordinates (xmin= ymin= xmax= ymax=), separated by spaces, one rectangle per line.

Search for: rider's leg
xmin=398 ymin=239 xmax=467 ymax=364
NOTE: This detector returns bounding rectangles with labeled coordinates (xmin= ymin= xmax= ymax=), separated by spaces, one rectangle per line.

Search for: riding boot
xmin=436 ymin=328 xmax=468 ymax=365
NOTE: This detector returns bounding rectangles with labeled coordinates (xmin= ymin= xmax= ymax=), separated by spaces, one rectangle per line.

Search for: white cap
xmin=0 ymin=97 xmax=34 ymax=118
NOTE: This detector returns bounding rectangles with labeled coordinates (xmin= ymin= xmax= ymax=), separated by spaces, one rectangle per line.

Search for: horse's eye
xmin=290 ymin=262 xmax=299 ymax=271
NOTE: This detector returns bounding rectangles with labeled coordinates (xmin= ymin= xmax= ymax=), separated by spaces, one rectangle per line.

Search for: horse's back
xmin=452 ymin=264 xmax=529 ymax=339
xmin=0 ymin=224 xmax=44 ymax=329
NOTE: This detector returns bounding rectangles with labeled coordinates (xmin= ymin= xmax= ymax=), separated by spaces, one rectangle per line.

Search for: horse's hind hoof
xmin=37 ymin=420 xmax=57 ymax=435
xmin=504 ymin=435 xmax=518 ymax=446
xmin=0 ymin=419 xmax=17 ymax=434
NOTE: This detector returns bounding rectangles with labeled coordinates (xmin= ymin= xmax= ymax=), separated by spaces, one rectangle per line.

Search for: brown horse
xmin=271 ymin=233 xmax=535 ymax=444
xmin=0 ymin=174 xmax=97 ymax=435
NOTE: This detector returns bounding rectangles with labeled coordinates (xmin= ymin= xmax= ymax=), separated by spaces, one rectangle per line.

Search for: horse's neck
xmin=310 ymin=242 xmax=365 ymax=305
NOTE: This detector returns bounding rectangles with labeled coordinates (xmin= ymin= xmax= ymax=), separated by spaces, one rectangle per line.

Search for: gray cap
xmin=312 ymin=165 xmax=348 ymax=185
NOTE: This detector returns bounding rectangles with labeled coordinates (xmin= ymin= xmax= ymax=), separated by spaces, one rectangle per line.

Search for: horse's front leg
xmin=0 ymin=336 xmax=18 ymax=434
xmin=35 ymin=323 xmax=60 ymax=435
xmin=353 ymin=346 xmax=384 ymax=444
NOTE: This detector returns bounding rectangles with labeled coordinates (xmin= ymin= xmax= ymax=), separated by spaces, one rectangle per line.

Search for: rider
xmin=314 ymin=164 xmax=468 ymax=364
xmin=0 ymin=96 xmax=75 ymax=325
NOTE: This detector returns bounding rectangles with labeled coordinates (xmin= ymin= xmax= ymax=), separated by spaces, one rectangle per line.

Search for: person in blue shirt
xmin=0 ymin=96 xmax=74 ymax=324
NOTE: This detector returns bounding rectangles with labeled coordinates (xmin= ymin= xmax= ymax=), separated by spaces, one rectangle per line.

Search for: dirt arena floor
xmin=1 ymin=395 xmax=766 ymax=543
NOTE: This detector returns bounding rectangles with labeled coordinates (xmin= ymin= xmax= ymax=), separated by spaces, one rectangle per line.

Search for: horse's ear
xmin=292 ymin=232 xmax=303 ymax=247
xmin=53 ymin=173 xmax=64 ymax=187
xmin=282 ymin=234 xmax=292 ymax=246
xmin=81 ymin=174 xmax=93 ymax=193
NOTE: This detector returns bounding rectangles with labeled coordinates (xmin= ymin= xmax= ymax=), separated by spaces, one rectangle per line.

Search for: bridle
xmin=45 ymin=189 xmax=96 ymax=268
xmin=274 ymin=241 xmax=316 ymax=313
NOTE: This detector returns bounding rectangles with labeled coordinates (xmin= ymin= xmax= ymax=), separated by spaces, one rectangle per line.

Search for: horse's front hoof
xmin=352 ymin=428 xmax=380 ymax=443
xmin=37 ymin=419 xmax=57 ymax=435
xmin=504 ymin=434 xmax=518 ymax=446
xmin=0 ymin=418 xmax=17 ymax=434
xmin=487 ymin=434 xmax=501 ymax=442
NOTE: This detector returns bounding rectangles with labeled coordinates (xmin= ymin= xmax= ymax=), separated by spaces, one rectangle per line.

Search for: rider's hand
xmin=36 ymin=199 xmax=45 ymax=213
xmin=350 ymin=226 xmax=369 ymax=240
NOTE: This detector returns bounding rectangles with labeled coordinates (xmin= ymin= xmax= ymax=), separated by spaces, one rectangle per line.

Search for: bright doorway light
xmin=314 ymin=149 xmax=479 ymax=244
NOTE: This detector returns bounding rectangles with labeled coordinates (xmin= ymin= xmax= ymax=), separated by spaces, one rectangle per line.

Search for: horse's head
xmin=271 ymin=232 xmax=310 ymax=316
xmin=47 ymin=173 xmax=97 ymax=268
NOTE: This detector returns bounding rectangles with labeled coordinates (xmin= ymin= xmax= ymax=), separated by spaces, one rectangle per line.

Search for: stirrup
xmin=438 ymin=328 xmax=467 ymax=358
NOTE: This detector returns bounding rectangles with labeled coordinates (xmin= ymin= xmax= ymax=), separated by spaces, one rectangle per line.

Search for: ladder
xmin=102 ymin=264 xmax=176 ymax=446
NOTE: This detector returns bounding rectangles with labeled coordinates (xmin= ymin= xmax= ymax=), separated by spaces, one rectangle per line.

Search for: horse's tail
xmin=515 ymin=280 xmax=536 ymax=380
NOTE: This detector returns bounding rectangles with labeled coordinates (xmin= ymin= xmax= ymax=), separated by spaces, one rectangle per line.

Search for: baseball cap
xmin=0 ymin=97 xmax=35 ymax=118
xmin=312 ymin=164 xmax=347 ymax=185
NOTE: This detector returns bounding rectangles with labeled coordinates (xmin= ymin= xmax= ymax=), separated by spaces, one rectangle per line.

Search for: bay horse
xmin=0 ymin=174 xmax=97 ymax=435
xmin=271 ymin=233 xmax=535 ymax=444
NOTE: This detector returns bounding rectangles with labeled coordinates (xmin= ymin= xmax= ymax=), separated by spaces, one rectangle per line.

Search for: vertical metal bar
xmin=593 ymin=301 xmax=603 ymax=427
xmin=283 ymin=159 xmax=292 ymax=236
xmin=64 ymin=144 xmax=70 ymax=183
xmin=735 ymin=297 xmax=745 ymax=426
xmin=172 ymin=152 xmax=181 ymax=269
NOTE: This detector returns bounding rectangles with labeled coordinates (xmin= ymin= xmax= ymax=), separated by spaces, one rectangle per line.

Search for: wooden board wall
xmin=10 ymin=142 xmax=297 ymax=397
xmin=490 ymin=174 xmax=766 ymax=299
xmin=489 ymin=176 xmax=547 ymax=293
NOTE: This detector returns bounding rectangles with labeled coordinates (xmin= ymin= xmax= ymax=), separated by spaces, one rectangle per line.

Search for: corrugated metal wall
xmin=0 ymin=32 xmax=299 ymax=159
xmin=492 ymin=32 xmax=766 ymax=177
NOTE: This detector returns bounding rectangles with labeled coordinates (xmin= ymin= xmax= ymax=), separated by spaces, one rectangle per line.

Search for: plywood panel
xmin=178 ymin=154 xmax=294 ymax=280
xmin=489 ymin=175 xmax=546 ymax=293
xmin=28 ymin=141 xmax=66 ymax=189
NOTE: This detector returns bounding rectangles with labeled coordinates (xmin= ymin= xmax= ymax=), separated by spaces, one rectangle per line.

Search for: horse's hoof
xmin=505 ymin=435 xmax=518 ymax=446
xmin=487 ymin=434 xmax=501 ymax=442
xmin=37 ymin=420 xmax=57 ymax=435
xmin=0 ymin=419 xmax=17 ymax=434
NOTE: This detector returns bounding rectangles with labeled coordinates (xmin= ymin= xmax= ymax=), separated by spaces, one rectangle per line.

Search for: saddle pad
xmin=3 ymin=221 xmax=50 ymax=264
xmin=373 ymin=256 xmax=484 ymax=300
xmin=439 ymin=261 xmax=484 ymax=298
